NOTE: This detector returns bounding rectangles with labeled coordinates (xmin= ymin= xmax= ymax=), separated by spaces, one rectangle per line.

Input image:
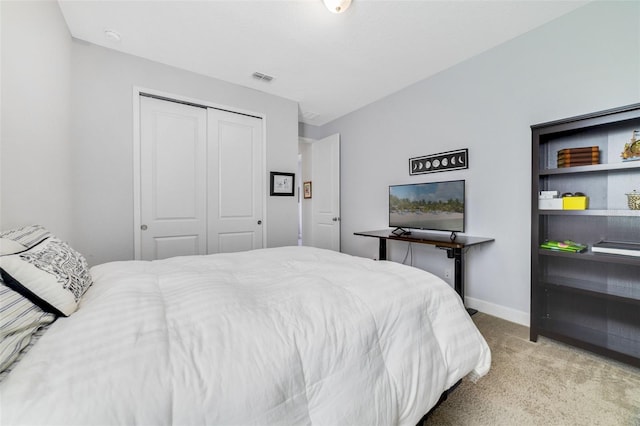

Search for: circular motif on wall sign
xmin=441 ymin=158 xmax=448 ymax=167
xmin=451 ymin=157 xmax=456 ymax=165
xmin=458 ymin=155 xmax=465 ymax=164
xmin=425 ymin=161 xmax=431 ymax=169
xmin=433 ymin=159 xmax=440 ymax=168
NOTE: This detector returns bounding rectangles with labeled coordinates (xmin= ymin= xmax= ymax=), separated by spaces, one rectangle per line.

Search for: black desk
xmin=354 ymin=229 xmax=494 ymax=315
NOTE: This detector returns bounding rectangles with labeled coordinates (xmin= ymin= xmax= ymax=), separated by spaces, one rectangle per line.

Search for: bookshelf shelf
xmin=538 ymin=319 xmax=640 ymax=366
xmin=539 ymin=161 xmax=640 ymax=176
xmin=538 ymin=249 xmax=640 ymax=266
xmin=539 ymin=209 xmax=640 ymax=217
xmin=541 ymin=275 xmax=640 ymax=304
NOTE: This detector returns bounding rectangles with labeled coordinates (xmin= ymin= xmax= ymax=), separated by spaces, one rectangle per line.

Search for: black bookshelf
xmin=531 ymin=103 xmax=640 ymax=368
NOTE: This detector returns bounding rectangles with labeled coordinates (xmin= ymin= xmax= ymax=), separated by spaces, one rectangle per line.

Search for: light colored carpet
xmin=425 ymin=313 xmax=640 ymax=426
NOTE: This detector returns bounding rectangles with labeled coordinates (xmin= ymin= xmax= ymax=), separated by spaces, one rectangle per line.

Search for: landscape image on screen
xmin=389 ymin=180 xmax=464 ymax=232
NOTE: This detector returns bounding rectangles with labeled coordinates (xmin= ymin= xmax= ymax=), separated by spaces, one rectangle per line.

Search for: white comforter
xmin=0 ymin=246 xmax=490 ymax=426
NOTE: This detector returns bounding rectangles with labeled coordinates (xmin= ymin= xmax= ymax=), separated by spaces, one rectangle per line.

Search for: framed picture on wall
xmin=303 ymin=181 xmax=312 ymax=199
xmin=270 ymin=172 xmax=295 ymax=196
xmin=409 ymin=148 xmax=469 ymax=175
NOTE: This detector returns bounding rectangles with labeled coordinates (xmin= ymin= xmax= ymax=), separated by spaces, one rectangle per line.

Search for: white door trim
xmin=132 ymin=86 xmax=267 ymax=259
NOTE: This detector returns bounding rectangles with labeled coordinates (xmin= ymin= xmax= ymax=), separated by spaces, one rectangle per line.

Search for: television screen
xmin=389 ymin=180 xmax=465 ymax=233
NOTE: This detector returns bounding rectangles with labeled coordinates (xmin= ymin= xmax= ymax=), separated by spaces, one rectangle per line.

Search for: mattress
xmin=0 ymin=246 xmax=490 ymax=425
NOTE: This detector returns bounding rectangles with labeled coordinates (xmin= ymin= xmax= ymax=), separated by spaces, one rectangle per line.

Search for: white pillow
xmin=0 ymin=237 xmax=92 ymax=317
xmin=0 ymin=283 xmax=56 ymax=374
xmin=0 ymin=224 xmax=52 ymax=248
xmin=0 ymin=238 xmax=26 ymax=255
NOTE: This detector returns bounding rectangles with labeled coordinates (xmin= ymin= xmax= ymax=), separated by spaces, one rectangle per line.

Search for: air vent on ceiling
xmin=252 ymin=72 xmax=274 ymax=82
xmin=301 ymin=110 xmax=320 ymax=121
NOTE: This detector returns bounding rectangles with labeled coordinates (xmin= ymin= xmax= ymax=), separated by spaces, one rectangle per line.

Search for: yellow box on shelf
xmin=562 ymin=196 xmax=588 ymax=210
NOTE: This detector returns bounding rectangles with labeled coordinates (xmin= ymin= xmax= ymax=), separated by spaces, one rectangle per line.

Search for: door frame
xmin=132 ymin=86 xmax=267 ymax=259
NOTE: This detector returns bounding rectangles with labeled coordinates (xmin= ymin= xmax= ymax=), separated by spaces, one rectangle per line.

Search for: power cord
xmin=401 ymin=242 xmax=413 ymax=265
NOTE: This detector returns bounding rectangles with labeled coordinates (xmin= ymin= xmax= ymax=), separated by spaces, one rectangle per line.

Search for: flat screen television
xmin=389 ymin=179 xmax=465 ymax=235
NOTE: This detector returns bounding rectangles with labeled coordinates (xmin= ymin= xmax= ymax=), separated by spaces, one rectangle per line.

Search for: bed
xmin=0 ymin=225 xmax=490 ymax=425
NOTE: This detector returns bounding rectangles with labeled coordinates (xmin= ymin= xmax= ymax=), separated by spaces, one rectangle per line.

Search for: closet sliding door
xmin=207 ymin=108 xmax=263 ymax=254
xmin=139 ymin=96 xmax=207 ymax=260
xmin=137 ymin=95 xmax=264 ymax=260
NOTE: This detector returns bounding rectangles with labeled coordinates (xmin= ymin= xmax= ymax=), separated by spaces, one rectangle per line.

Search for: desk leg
xmin=379 ymin=239 xmax=387 ymax=261
xmin=453 ymin=248 xmax=477 ymax=316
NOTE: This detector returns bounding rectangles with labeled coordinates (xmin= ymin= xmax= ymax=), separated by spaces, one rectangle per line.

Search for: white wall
xmin=309 ymin=1 xmax=640 ymax=325
xmin=1 ymin=0 xmax=73 ymax=239
xmin=69 ymin=41 xmax=299 ymax=265
xmin=1 ymin=1 xmax=299 ymax=266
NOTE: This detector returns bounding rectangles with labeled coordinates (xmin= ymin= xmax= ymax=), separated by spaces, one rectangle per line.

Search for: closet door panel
xmin=208 ymin=109 xmax=264 ymax=254
xmin=139 ymin=96 xmax=207 ymax=260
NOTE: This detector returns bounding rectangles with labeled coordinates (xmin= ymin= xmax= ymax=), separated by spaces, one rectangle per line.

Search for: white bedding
xmin=0 ymin=246 xmax=490 ymax=425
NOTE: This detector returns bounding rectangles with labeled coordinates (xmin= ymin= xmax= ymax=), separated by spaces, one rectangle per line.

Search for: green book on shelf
xmin=540 ymin=240 xmax=587 ymax=253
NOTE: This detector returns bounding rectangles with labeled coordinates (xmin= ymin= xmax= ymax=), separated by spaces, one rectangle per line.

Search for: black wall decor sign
xmin=409 ymin=148 xmax=468 ymax=175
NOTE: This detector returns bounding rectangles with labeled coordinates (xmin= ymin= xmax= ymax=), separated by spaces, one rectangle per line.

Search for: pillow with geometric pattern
xmin=0 ymin=237 xmax=93 ymax=317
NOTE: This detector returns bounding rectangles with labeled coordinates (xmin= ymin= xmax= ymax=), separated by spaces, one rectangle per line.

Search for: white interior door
xmin=139 ymin=96 xmax=207 ymax=260
xmin=311 ymin=134 xmax=340 ymax=251
xmin=207 ymin=108 xmax=264 ymax=254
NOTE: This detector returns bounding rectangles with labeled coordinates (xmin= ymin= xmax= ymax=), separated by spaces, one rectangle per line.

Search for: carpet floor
xmin=424 ymin=313 xmax=640 ymax=426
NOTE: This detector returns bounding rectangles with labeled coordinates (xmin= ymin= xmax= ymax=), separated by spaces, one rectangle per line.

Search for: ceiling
xmin=58 ymin=0 xmax=588 ymax=126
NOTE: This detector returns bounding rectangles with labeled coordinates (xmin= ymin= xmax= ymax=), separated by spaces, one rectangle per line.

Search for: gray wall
xmin=2 ymin=1 xmax=300 ymax=266
xmin=309 ymin=1 xmax=640 ymax=323
xmin=1 ymin=0 xmax=73 ymax=238
xmin=70 ymin=41 xmax=299 ymax=266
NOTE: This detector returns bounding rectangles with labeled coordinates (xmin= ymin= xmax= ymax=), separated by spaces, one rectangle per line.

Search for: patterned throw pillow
xmin=0 ymin=224 xmax=52 ymax=248
xmin=0 ymin=282 xmax=56 ymax=375
xmin=0 ymin=226 xmax=77 ymax=376
xmin=0 ymin=237 xmax=93 ymax=317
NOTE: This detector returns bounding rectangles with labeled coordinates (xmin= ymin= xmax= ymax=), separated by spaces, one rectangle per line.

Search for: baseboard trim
xmin=465 ymin=296 xmax=529 ymax=327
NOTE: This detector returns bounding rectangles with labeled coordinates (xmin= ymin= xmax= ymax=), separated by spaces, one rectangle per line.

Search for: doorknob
xmin=141 ymin=224 xmax=148 ymax=230
xmin=332 ymin=217 xmax=338 ymax=222
xmin=257 ymin=220 xmax=262 ymax=225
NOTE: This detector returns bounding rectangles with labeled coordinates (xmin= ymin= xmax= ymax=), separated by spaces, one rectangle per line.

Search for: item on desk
xmin=540 ymin=240 xmax=587 ymax=253
xmin=626 ymin=190 xmax=640 ymax=210
xmin=592 ymin=240 xmax=640 ymax=257
xmin=620 ymin=130 xmax=640 ymax=161
xmin=562 ymin=192 xmax=588 ymax=210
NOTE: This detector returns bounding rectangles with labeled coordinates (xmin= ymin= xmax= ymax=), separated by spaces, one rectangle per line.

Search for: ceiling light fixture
xmin=323 ymin=0 xmax=352 ymax=14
